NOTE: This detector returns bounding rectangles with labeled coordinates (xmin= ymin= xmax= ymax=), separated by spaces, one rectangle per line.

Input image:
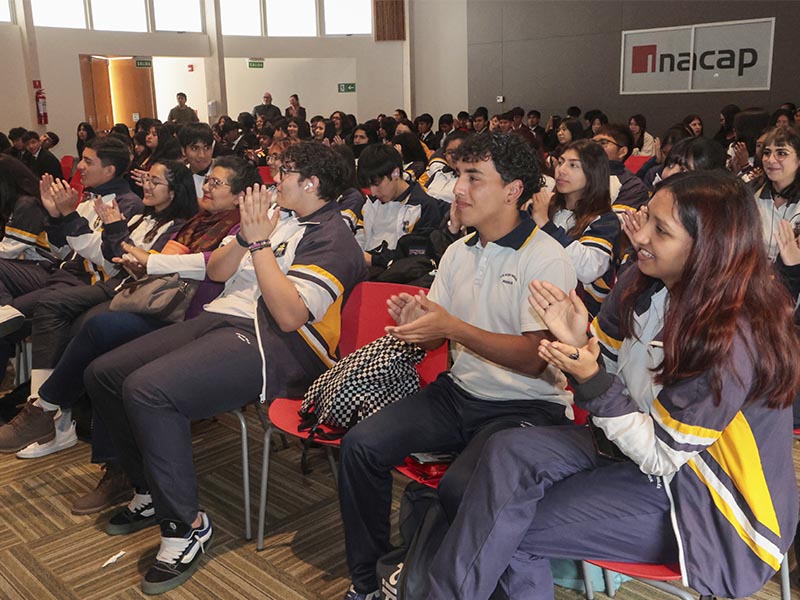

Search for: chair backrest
xmin=60 ymin=155 xmax=75 ymax=180
xmin=624 ymin=155 xmax=650 ymax=174
xmin=257 ymin=166 xmax=274 ymax=185
xmin=339 ymin=281 xmax=447 ymax=387
xmin=69 ymin=169 xmax=84 ymax=197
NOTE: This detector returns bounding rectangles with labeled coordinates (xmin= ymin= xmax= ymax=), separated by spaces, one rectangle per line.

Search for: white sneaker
xmin=16 ymin=419 xmax=78 ymax=459
xmin=0 ymin=305 xmax=24 ymax=337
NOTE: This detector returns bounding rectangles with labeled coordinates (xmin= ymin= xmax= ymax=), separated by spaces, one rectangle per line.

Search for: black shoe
xmin=106 ymin=491 xmax=157 ymax=535
xmin=141 ymin=512 xmax=213 ymax=595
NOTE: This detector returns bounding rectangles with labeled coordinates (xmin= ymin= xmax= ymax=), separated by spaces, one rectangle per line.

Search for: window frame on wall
xmin=264 ymin=0 xmax=318 ymax=37
xmin=0 ymin=0 xmax=13 ymax=23
xmin=30 ymin=0 xmax=88 ymax=29
xmin=90 ymin=0 xmax=148 ymax=33
xmin=321 ymin=0 xmax=372 ymax=37
xmin=219 ymin=0 xmax=262 ymax=36
xmin=151 ymin=0 xmax=204 ymax=33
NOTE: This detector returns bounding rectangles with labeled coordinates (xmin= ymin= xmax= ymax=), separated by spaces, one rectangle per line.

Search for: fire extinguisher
xmin=35 ymin=89 xmax=48 ymax=125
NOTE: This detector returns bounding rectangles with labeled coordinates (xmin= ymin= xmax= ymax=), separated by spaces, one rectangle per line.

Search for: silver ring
xmin=567 ymin=349 xmax=580 ymax=360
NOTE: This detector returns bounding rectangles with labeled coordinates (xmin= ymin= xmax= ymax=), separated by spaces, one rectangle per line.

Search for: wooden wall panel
xmin=90 ymin=58 xmax=113 ymax=131
xmin=374 ymin=0 xmax=405 ymax=41
xmin=108 ymin=59 xmax=155 ymax=128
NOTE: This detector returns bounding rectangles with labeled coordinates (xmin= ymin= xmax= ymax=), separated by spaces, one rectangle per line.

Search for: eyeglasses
xmin=142 ymin=174 xmax=168 ymax=187
xmin=762 ymin=148 xmax=797 ymax=162
xmin=278 ymin=166 xmax=301 ymax=178
xmin=595 ymin=138 xmax=620 ymax=148
xmin=203 ymin=176 xmax=230 ymax=189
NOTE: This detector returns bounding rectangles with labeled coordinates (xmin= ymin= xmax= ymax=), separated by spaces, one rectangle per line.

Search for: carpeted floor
xmin=0 ymin=401 xmax=796 ymax=600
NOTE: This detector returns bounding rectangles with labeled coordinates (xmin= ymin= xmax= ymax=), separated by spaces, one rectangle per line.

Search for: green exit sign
xmin=338 ymin=83 xmax=356 ymax=93
xmin=135 ymin=59 xmax=152 ymax=68
xmin=248 ymin=60 xmax=264 ymax=69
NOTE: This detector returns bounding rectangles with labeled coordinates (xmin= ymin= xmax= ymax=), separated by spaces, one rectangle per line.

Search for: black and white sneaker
xmin=141 ymin=512 xmax=213 ymax=595
xmin=106 ymin=490 xmax=157 ymax=535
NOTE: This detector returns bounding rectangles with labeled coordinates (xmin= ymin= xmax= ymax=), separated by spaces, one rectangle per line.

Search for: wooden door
xmin=78 ymin=55 xmax=113 ymax=131
xmin=109 ymin=58 xmax=156 ymax=129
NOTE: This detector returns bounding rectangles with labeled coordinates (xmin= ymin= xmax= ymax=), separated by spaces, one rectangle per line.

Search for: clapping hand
xmin=40 ymin=173 xmax=78 ymax=217
xmin=528 ymin=280 xmax=589 ymax=348
xmin=112 ymin=241 xmax=149 ymax=277
xmin=93 ymin=196 xmax=123 ymax=224
xmin=239 ymin=184 xmax=279 ymax=245
xmin=776 ymin=220 xmax=800 ymax=266
xmin=538 ymin=337 xmax=601 ymax=383
xmin=385 ymin=292 xmax=455 ymax=344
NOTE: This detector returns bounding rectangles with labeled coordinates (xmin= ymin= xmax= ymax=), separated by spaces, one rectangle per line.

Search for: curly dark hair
xmin=282 ymin=142 xmax=345 ymax=202
xmin=213 ymin=155 xmax=262 ymax=195
xmin=453 ymin=131 xmax=542 ymax=207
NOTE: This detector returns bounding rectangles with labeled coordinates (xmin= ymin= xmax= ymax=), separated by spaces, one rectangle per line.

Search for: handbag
xmin=109 ymin=273 xmax=198 ymax=322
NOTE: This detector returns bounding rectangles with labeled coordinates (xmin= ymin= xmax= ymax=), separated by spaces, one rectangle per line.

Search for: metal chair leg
xmin=324 ymin=446 xmax=338 ymax=488
xmin=780 ymin=552 xmax=790 ymax=600
xmin=256 ymin=422 xmax=273 ymax=551
xmin=581 ymin=561 xmax=595 ymax=600
xmin=232 ymin=409 xmax=251 ymax=540
xmin=603 ymin=567 xmax=616 ymax=597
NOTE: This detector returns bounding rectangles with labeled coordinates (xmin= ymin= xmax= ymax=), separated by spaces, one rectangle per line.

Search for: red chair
xmin=60 ymin=155 xmax=75 ymax=180
xmin=69 ymin=169 xmax=84 ymax=198
xmin=623 ymin=155 xmax=651 ymax=175
xmin=583 ymin=552 xmax=790 ymax=599
xmin=257 ymin=166 xmax=275 ymax=185
xmin=256 ymin=282 xmax=448 ymax=550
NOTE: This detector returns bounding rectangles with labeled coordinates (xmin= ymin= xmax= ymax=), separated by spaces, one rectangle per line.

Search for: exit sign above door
xmin=337 ymin=83 xmax=356 ymax=93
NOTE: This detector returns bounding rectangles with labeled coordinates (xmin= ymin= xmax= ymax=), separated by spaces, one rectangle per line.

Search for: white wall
xmin=0 ymin=24 xmax=36 ymax=134
xmin=33 ymin=28 xmax=209 ymax=157
xmin=224 ymin=57 xmax=357 ymax=120
xmin=153 ymin=57 xmax=209 ymax=123
xmin=223 ymin=35 xmax=405 ymax=122
xmin=409 ymin=0 xmax=469 ymax=118
xmin=3 ymin=25 xmax=408 ymax=158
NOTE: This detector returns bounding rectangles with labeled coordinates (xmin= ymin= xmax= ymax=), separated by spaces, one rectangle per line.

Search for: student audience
xmin=425 ymin=170 xmax=799 ymax=600
xmin=2 ymin=92 xmax=799 ymax=600
xmin=529 ymin=139 xmax=620 ymax=317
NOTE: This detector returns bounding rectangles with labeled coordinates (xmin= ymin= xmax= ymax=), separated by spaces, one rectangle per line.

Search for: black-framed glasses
xmin=203 ymin=176 xmax=230 ymax=189
xmin=279 ymin=166 xmax=301 ymax=178
xmin=595 ymin=138 xmax=620 ymax=148
xmin=142 ymin=174 xmax=168 ymax=187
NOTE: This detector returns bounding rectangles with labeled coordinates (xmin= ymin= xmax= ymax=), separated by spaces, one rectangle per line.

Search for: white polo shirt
xmin=428 ymin=215 xmax=577 ymax=406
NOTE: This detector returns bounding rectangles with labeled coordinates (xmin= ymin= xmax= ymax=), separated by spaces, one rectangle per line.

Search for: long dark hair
xmin=628 ymin=114 xmax=647 ymax=151
xmin=76 ymin=122 xmax=96 ymax=158
xmin=550 ymin=139 xmax=610 ymax=236
xmin=0 ymin=155 xmax=40 ymax=224
xmin=620 ymin=170 xmax=800 ymax=408
xmin=132 ymin=159 xmax=198 ymax=242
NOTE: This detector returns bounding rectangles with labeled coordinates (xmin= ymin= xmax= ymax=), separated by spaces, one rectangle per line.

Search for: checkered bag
xmin=299 ymin=335 xmax=426 ymax=433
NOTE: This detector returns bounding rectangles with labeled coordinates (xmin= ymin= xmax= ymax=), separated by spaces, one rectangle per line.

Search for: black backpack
xmin=376 ymin=482 xmax=450 ymax=600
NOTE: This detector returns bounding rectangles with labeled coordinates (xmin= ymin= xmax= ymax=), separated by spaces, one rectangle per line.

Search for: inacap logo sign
xmin=620 ymin=18 xmax=774 ymax=94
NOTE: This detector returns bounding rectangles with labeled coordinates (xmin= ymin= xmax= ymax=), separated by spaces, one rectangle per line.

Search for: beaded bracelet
xmin=248 ymin=239 xmax=272 ymax=253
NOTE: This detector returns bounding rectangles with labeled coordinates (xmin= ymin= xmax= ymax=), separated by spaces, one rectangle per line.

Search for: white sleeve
xmin=147 ymin=253 xmax=208 ymax=280
xmin=563 ymin=240 xmax=612 ymax=284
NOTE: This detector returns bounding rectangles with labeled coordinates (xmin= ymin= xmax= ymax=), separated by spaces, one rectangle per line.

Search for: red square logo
xmin=631 ymin=45 xmax=657 ymax=73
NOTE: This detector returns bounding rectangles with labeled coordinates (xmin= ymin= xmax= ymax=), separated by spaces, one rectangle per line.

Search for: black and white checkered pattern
xmin=300 ymin=335 xmax=426 ymax=430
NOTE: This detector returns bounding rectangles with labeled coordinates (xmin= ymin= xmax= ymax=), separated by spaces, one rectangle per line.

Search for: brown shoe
xmin=71 ymin=464 xmax=133 ymax=516
xmin=0 ymin=400 xmax=56 ymax=453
